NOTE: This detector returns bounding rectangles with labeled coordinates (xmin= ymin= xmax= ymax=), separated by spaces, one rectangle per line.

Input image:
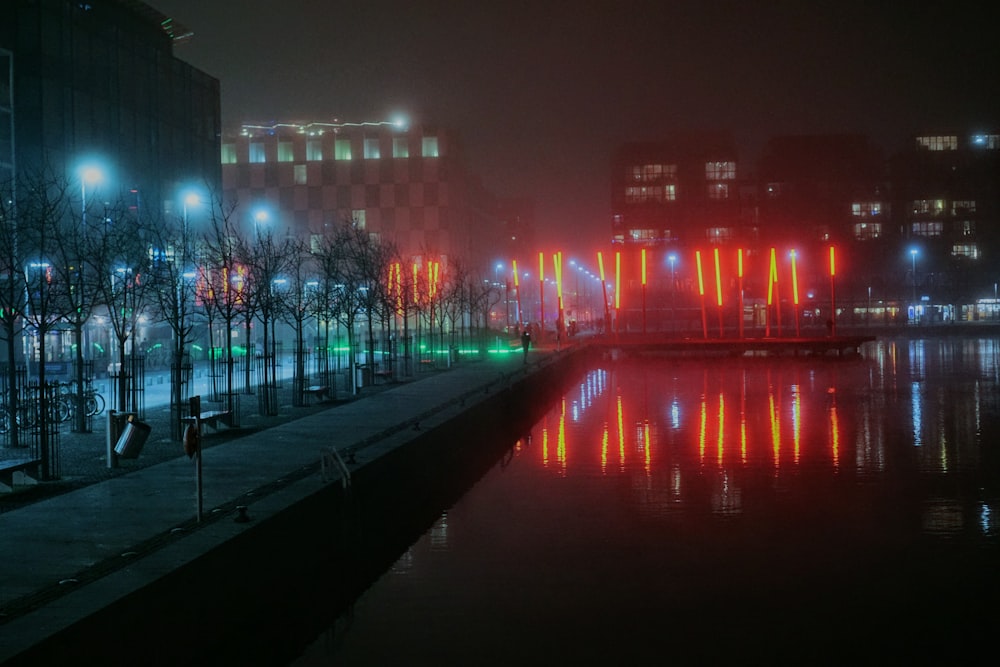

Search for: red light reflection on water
xmin=529 ymin=361 xmax=851 ymax=487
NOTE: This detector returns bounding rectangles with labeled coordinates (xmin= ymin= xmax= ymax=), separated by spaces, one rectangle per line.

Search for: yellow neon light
xmin=790 ymin=249 xmax=799 ymax=305
xmin=695 ymin=250 xmax=705 ymax=296
xmin=829 ymin=245 xmax=836 ymax=277
xmin=597 ymin=252 xmax=605 ymax=281
xmin=713 ymin=247 xmax=723 ymax=307
xmin=614 ymin=252 xmax=621 ymax=310
xmin=641 ymin=248 xmax=647 ymax=286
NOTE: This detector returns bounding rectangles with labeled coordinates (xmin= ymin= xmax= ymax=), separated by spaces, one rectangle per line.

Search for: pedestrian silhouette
xmin=521 ymin=328 xmax=531 ymax=363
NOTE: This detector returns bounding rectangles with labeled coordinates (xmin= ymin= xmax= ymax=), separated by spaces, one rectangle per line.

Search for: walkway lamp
xmin=696 ymin=250 xmax=707 ymax=339
xmin=790 ymin=249 xmax=800 ymax=337
xmin=641 ymin=248 xmax=647 ymax=334
xmin=737 ymin=248 xmax=745 ymax=339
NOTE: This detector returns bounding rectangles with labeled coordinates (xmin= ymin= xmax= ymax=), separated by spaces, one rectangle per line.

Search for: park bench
xmin=181 ymin=395 xmax=233 ymax=434
xmin=182 ymin=410 xmax=232 ymax=432
xmin=303 ymin=385 xmax=330 ymax=405
xmin=0 ymin=458 xmax=42 ymax=493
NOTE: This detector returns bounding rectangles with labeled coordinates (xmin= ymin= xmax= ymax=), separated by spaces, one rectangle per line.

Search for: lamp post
xmin=668 ymin=253 xmax=677 ymax=333
xmin=910 ymin=248 xmax=918 ymax=323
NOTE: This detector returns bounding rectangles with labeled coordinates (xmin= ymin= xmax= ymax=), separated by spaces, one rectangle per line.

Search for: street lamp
xmin=79 ymin=164 xmax=104 ymax=226
xmin=253 ymin=207 xmax=270 ymax=238
xmin=182 ymin=191 xmax=200 ymax=233
xmin=910 ymin=248 xmax=918 ymax=323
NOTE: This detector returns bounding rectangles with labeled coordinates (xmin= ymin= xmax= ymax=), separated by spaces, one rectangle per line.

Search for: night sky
xmin=151 ymin=0 xmax=998 ymax=254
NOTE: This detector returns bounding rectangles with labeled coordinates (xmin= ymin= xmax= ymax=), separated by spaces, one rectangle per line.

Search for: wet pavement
xmin=0 ymin=350 xmax=552 ymax=663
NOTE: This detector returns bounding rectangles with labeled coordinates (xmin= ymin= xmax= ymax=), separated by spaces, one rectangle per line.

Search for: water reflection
xmin=294 ymin=336 xmax=999 ymax=664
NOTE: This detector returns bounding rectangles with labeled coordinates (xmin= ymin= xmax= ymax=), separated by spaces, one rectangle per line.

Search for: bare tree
xmin=0 ymin=174 xmax=28 ymax=446
xmin=275 ymin=237 xmax=319 ymax=406
xmin=313 ymin=220 xmax=377 ymax=394
xmin=200 ymin=200 xmax=247 ymax=413
xmin=87 ymin=199 xmax=154 ymax=413
xmin=16 ymin=167 xmax=77 ymax=479
xmin=240 ymin=228 xmax=295 ymax=415
xmin=146 ymin=208 xmax=201 ymax=439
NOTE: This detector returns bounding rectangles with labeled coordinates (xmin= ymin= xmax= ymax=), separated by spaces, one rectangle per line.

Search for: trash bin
xmin=114 ymin=416 xmax=151 ymax=459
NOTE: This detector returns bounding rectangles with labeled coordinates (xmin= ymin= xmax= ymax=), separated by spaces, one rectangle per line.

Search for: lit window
xmin=221 ymin=143 xmax=237 ymax=164
xmin=912 ymin=221 xmax=943 ymax=237
xmin=707 ymin=183 xmax=729 ymax=200
xmin=628 ymin=164 xmax=678 ymax=182
xmin=707 ymin=227 xmax=733 ymax=243
xmin=422 ymin=136 xmax=439 ymax=157
xmin=335 ymin=139 xmax=351 ymax=160
xmin=352 ymin=210 xmax=366 ymax=229
xmin=629 ymin=229 xmax=658 ymax=241
xmin=912 ymin=199 xmax=946 ymax=216
xmin=952 ymin=200 xmax=976 ymax=214
xmin=952 ymin=244 xmax=979 ymax=258
xmin=310 ymin=234 xmax=322 ymax=253
xmin=306 ymin=139 xmax=323 ymax=161
xmin=278 ymin=141 xmax=294 ymax=162
xmin=364 ymin=137 xmax=380 ymax=159
xmin=294 ymin=164 xmax=307 ymax=185
xmin=705 ymin=161 xmax=736 ymax=180
xmin=852 ymin=201 xmax=882 ymax=216
xmin=249 ymin=142 xmax=265 ymax=163
xmin=853 ymin=222 xmax=882 ymax=240
xmin=624 ymin=185 xmax=675 ymax=203
xmin=970 ymin=134 xmax=999 ymax=149
xmin=916 ymin=135 xmax=958 ymax=151
xmin=957 ymin=220 xmax=975 ymax=236
xmin=393 ymin=137 xmax=409 ymax=158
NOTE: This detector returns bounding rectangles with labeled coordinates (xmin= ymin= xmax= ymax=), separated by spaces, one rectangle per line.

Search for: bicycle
xmin=57 ymin=382 xmax=107 ymax=420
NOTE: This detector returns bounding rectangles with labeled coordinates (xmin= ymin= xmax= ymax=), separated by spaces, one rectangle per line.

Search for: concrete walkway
xmin=0 ymin=351 xmax=553 ymax=663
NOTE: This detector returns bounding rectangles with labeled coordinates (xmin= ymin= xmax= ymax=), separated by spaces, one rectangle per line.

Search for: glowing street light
xmin=695 ymin=250 xmax=707 ymax=339
xmin=253 ymin=207 xmax=270 ymax=237
xmin=79 ymin=163 xmax=105 ymax=226
xmin=829 ymin=246 xmax=837 ymax=336
xmin=910 ymin=248 xmax=919 ymax=322
xmin=641 ymin=248 xmax=647 ymax=334
xmin=790 ymin=249 xmax=800 ymax=337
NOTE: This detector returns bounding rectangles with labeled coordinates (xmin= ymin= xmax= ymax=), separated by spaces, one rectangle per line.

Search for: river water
xmin=291 ymin=336 xmax=999 ymax=665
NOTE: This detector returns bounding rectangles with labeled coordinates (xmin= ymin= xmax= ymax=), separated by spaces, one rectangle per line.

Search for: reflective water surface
xmin=293 ymin=336 xmax=1000 ymax=665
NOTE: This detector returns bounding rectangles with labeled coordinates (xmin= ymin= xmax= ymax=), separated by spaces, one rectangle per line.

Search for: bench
xmin=0 ymin=458 xmax=42 ymax=493
xmin=181 ymin=409 xmax=233 ymax=433
xmin=303 ymin=385 xmax=330 ymax=405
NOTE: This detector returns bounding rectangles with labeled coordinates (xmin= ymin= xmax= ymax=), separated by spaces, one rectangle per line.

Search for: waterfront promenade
xmin=0 ymin=348 xmax=555 ymax=664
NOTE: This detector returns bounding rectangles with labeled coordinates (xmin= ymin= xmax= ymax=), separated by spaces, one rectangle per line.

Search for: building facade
xmin=221 ymin=120 xmax=498 ymax=270
xmin=609 ymin=128 xmax=1000 ymax=326
xmin=1 ymin=0 xmax=221 ymax=213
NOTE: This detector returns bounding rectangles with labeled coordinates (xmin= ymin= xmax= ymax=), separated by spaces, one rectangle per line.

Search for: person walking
xmin=521 ymin=327 xmax=531 ymax=363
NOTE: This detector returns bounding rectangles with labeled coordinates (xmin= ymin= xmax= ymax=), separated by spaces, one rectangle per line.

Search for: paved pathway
xmin=0 ymin=350 xmax=552 ymax=663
